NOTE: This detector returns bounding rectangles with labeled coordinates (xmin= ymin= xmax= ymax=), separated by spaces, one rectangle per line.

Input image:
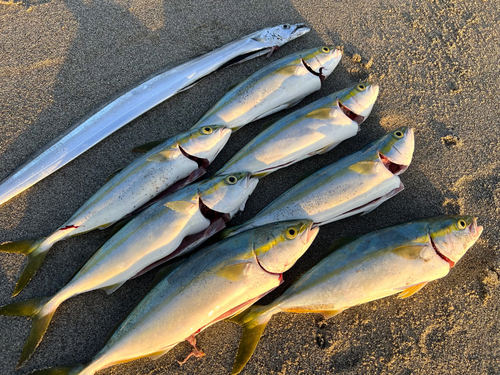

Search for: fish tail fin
xmin=0 ymin=296 xmax=57 ymax=368
xmin=29 ymin=364 xmax=86 ymax=375
xmin=228 ymin=305 xmax=275 ymax=375
xmin=0 ymin=238 xmax=50 ymax=296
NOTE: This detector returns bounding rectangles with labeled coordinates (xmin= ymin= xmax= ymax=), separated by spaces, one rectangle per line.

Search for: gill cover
xmin=375 ymin=127 xmax=415 ymax=172
xmin=254 ymin=220 xmax=318 ymax=273
xmin=428 ymin=216 xmax=483 ymax=265
xmin=301 ymin=46 xmax=342 ymax=79
xmin=337 ymin=82 xmax=380 ymax=119
xmin=180 ymin=125 xmax=232 ymax=163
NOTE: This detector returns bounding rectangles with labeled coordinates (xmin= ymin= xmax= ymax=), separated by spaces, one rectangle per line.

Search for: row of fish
xmin=0 ymin=24 xmax=483 ymax=375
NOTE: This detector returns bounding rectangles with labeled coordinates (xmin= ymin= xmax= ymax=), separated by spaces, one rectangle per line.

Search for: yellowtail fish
xmin=0 ymin=46 xmax=341 ymax=297
xmin=218 ymin=82 xmax=379 ymax=177
xmin=222 ymin=127 xmax=415 ymax=238
xmin=7 ymin=220 xmax=318 ymax=374
xmin=0 ymin=24 xmax=309 ymax=207
xmin=229 ymin=215 xmax=483 ymax=374
xmin=0 ymin=126 xmax=231 ymax=297
xmin=192 ymin=46 xmax=342 ymax=131
xmin=0 ymin=172 xmax=258 ymax=367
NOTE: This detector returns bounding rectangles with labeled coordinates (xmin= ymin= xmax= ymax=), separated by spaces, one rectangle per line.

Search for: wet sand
xmin=0 ymin=0 xmax=499 ymax=374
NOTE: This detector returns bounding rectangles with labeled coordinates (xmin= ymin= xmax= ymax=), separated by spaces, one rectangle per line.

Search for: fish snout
xmin=470 ymin=217 xmax=483 ymax=238
xmin=291 ymin=24 xmax=311 ymax=39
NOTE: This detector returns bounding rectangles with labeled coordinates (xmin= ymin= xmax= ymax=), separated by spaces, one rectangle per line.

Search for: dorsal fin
xmin=130 ymin=139 xmax=166 ymax=153
xmin=105 ymin=168 xmax=123 ymax=183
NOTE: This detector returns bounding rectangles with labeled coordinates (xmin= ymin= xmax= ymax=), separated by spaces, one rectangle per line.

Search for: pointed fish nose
xmin=219 ymin=127 xmax=232 ymax=139
xmin=291 ymin=24 xmax=311 ymax=39
xmin=306 ymin=225 xmax=320 ymax=244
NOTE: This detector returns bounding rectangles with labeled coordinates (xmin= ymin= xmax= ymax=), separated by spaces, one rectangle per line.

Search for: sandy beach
xmin=0 ymin=0 xmax=499 ymax=374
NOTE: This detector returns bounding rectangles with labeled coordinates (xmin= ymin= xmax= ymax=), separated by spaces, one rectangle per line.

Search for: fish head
xmin=428 ymin=216 xmax=483 ymax=266
xmin=375 ymin=127 xmax=415 ymax=175
xmin=253 ymin=220 xmax=318 ymax=273
xmin=337 ymin=82 xmax=380 ymax=124
xmin=300 ymin=46 xmax=342 ymax=81
xmin=252 ymin=23 xmax=311 ymax=47
xmin=180 ymin=125 xmax=232 ymax=163
xmin=199 ymin=172 xmax=258 ymax=215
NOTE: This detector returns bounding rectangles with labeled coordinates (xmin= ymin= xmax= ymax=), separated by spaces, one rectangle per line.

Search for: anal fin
xmin=398 ymin=281 xmax=428 ymax=299
xmin=101 ymin=281 xmax=126 ymax=295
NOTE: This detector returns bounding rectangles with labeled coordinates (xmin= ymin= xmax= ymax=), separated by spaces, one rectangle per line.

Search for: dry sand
xmin=0 ymin=0 xmax=499 ymax=374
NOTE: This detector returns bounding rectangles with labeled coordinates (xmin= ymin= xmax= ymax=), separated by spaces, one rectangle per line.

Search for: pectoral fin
xmin=306 ymin=107 xmax=333 ymax=120
xmin=398 ymin=281 xmax=428 ymax=299
xmin=349 ymin=161 xmax=377 ymax=175
xmin=392 ymin=245 xmax=426 ymax=260
xmin=216 ymin=262 xmax=252 ymax=282
xmin=165 ymin=200 xmax=198 ymax=213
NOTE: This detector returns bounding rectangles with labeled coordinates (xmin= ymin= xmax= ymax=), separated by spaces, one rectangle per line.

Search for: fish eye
xmin=225 ymin=175 xmax=238 ymax=185
xmin=285 ymin=227 xmax=298 ymax=240
xmin=357 ymin=84 xmax=366 ymax=91
xmin=201 ymin=126 xmax=213 ymax=135
xmin=283 ymin=24 xmax=290 ymax=29
xmin=321 ymin=46 xmax=330 ymax=53
xmin=394 ymin=130 xmax=404 ymax=139
xmin=458 ymin=219 xmax=467 ymax=229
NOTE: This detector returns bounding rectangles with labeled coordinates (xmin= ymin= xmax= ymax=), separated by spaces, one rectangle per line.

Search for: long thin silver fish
xmin=217 ymin=82 xmax=379 ymax=177
xmin=21 ymin=220 xmax=318 ymax=375
xmin=0 ymin=24 xmax=309 ymax=206
xmin=222 ymin=127 xmax=415 ymax=238
xmin=0 ymin=45 xmax=341 ymax=297
xmin=0 ymin=172 xmax=258 ymax=367
xmin=229 ymin=215 xmax=483 ymax=374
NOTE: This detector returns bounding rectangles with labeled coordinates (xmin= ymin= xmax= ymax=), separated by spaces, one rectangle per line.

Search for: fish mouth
xmin=470 ymin=217 xmax=483 ymax=238
xmin=338 ymin=100 xmax=365 ymax=125
xmin=302 ymin=58 xmax=326 ymax=82
xmin=429 ymin=231 xmax=455 ymax=268
xmin=378 ymin=152 xmax=408 ymax=175
xmin=290 ymin=24 xmax=311 ymax=39
xmin=179 ymin=145 xmax=210 ymax=168
xmin=304 ymin=224 xmax=319 ymax=244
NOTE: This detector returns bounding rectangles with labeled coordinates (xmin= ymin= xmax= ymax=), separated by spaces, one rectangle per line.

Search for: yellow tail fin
xmin=29 ymin=364 xmax=86 ymax=375
xmin=0 ymin=296 xmax=55 ymax=368
xmin=228 ymin=305 xmax=274 ymax=375
xmin=0 ymin=238 xmax=48 ymax=296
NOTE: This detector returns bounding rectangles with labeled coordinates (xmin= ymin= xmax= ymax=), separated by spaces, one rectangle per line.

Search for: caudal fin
xmin=228 ymin=305 xmax=274 ymax=375
xmin=0 ymin=296 xmax=56 ymax=368
xmin=0 ymin=238 xmax=48 ymax=296
xmin=30 ymin=364 xmax=86 ymax=375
